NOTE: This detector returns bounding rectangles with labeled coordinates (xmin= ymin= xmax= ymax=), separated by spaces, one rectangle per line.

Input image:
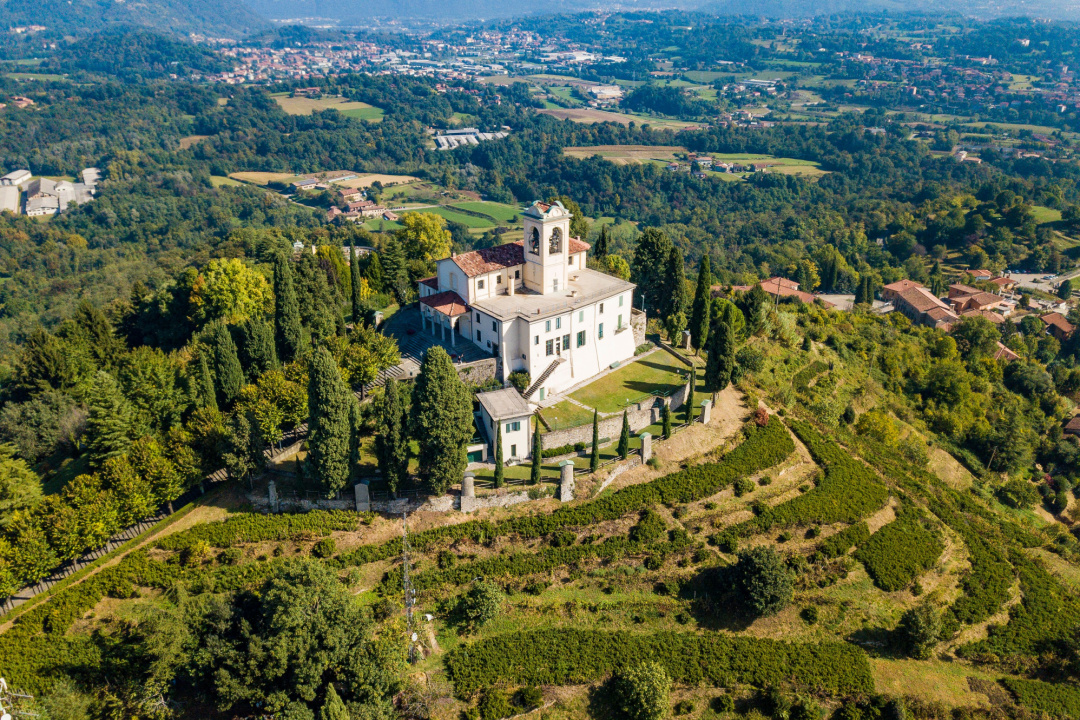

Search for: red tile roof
xmin=994 ymin=341 xmax=1020 ymax=361
xmin=990 ymin=277 xmax=1017 ymax=287
xmin=419 ymin=276 xmax=439 ymax=290
xmin=420 ymin=290 xmax=469 ymax=317
xmin=883 ymin=279 xmax=924 ymax=293
xmin=949 ymin=283 xmax=982 ymax=296
xmin=450 ymin=238 xmax=589 ymax=277
xmin=969 ymin=269 xmax=993 ymax=279
xmin=897 ymin=287 xmax=949 ymax=313
xmin=1041 ymin=312 xmax=1075 ymax=335
xmin=961 ymin=309 xmax=1004 ymax=324
xmin=727 ymin=278 xmax=833 ymax=307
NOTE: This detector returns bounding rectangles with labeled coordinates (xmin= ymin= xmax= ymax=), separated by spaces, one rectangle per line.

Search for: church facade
xmin=418 ymin=200 xmax=639 ymax=401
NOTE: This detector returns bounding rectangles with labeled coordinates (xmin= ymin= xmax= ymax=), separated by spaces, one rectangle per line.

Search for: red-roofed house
xmin=882 ymin=279 xmax=925 ymax=303
xmin=417 ymin=200 xmax=639 ymax=400
xmin=724 ymin=276 xmax=834 ymax=308
xmin=1041 ymin=312 xmax=1075 ymax=341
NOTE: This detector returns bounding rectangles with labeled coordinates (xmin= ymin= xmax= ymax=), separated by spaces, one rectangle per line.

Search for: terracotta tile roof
xmin=451 ymin=242 xmax=524 ymax=277
xmin=990 ymin=277 xmax=1017 ymax=287
xmin=1065 ymin=415 xmax=1080 ymax=433
xmin=1041 ymin=312 xmax=1075 ymax=335
xmin=727 ymin=278 xmax=833 ymax=307
xmin=925 ymin=306 xmax=959 ymax=323
xmin=897 ymin=287 xmax=949 ymax=313
xmin=949 ymin=283 xmax=982 ymax=296
xmin=763 ymin=276 xmax=800 ymax=290
xmin=419 ymin=276 xmax=439 ymax=290
xmin=883 ymin=279 xmax=924 ymax=293
xmin=420 ymin=290 xmax=469 ymax=317
xmin=969 ymin=269 xmax=993 ymax=279
xmin=961 ymin=309 xmax=1004 ymax=323
xmin=994 ymin=341 xmax=1020 ymax=361
xmin=569 ymin=237 xmax=590 ymax=253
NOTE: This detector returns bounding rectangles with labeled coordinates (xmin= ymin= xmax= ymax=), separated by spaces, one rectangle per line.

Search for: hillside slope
xmin=0 ymin=0 xmax=267 ymax=37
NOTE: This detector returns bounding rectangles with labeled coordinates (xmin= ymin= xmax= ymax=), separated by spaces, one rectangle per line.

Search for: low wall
xmin=631 ymin=308 xmax=647 ymax=347
xmin=541 ymin=376 xmax=693 ymax=451
xmin=457 ymin=357 xmax=498 ymax=386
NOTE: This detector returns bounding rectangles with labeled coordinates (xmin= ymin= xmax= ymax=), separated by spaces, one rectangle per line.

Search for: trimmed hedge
xmin=444 ymin=629 xmax=873 ymax=698
xmin=1001 ymin=678 xmax=1080 ymax=719
xmin=157 ymin=509 xmax=363 ymax=552
xmin=819 ymin=522 xmax=870 ymax=559
xmin=730 ymin=421 xmax=887 ymax=536
xmin=853 ymin=509 xmax=943 ymax=592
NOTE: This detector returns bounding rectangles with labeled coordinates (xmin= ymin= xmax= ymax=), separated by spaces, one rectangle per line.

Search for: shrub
xmin=515 ymin=686 xmax=543 ymax=710
xmin=853 ymin=509 xmax=943 ymax=592
xmin=461 ymin=580 xmax=504 ymax=627
xmin=444 ymin=628 xmax=874 ymax=699
xmin=996 ymin=478 xmax=1040 ymax=509
xmin=715 ymin=534 xmax=737 ymax=553
xmin=732 ymin=546 xmax=794 ymax=618
xmin=711 ymin=695 xmax=734 ymax=713
xmin=734 ymin=478 xmax=755 ymax=497
xmin=894 ymin=604 xmax=941 ymax=659
xmin=613 ymin=662 xmax=671 ymax=720
xmin=631 ymin=509 xmax=667 ymax=544
xmin=476 ymin=687 xmax=515 ymax=720
xmin=550 ymin=530 xmax=577 ymax=547
xmin=438 ymin=550 xmax=456 ymax=569
xmin=508 ymin=371 xmax=530 ymax=394
xmin=673 ymin=700 xmax=694 ymax=715
xmin=312 ymin=537 xmax=337 ymax=558
xmin=158 ymin=510 xmax=360 ymax=552
xmin=542 ymin=442 xmax=587 ymax=459
xmin=800 ymin=606 xmax=819 ymax=624
xmin=1001 ymin=678 xmax=1080 ymax=719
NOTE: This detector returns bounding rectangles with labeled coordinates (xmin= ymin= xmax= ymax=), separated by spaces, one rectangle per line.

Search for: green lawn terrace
xmin=568 ymin=348 xmax=702 ymax=415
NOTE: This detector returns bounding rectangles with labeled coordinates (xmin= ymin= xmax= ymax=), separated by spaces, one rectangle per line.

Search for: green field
xmin=340 ymin=106 xmax=386 ymax=122
xmin=571 ymin=350 xmax=694 ymax=414
xmin=450 ymin=201 xmax=523 ymax=223
xmin=6 ymin=72 xmax=66 ymax=81
xmin=1032 ymin=206 xmax=1063 ymax=225
xmin=415 ymin=206 xmax=496 ymax=229
xmin=541 ymin=400 xmax=596 ymax=431
xmin=210 ymin=176 xmax=245 ymax=188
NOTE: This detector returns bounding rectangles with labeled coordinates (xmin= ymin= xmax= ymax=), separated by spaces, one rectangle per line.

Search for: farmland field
xmin=414 ymin=206 xmax=495 ymax=229
xmin=538 ymin=108 xmax=704 ymax=131
xmin=563 ymin=145 xmax=687 ymax=164
xmin=450 ymin=201 xmax=523 ymax=222
xmin=228 ymin=171 xmax=300 ymax=185
xmin=274 ymin=95 xmax=385 ymax=122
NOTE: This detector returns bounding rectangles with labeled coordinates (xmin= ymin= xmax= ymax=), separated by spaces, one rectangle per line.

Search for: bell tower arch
xmin=522 ymin=201 xmax=571 ymax=295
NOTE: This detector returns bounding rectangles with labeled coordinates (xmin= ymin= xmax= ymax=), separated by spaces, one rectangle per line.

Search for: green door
xmin=467 ymin=449 xmax=484 ymax=463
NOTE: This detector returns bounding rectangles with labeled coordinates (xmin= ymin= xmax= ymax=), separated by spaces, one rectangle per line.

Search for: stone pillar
xmin=268 ymin=479 xmax=280 ymax=513
xmin=640 ymin=432 xmax=652 ymax=463
xmin=700 ymin=399 xmax=712 ymax=424
xmin=559 ymin=461 xmax=575 ymax=502
xmin=451 ymin=317 xmax=457 ymax=347
xmin=460 ymin=472 xmax=476 ymax=513
xmin=354 ymin=482 xmax=370 ymax=512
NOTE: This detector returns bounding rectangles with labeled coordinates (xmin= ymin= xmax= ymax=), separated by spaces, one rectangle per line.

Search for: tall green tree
xmin=618 ymin=410 xmax=630 ymax=460
xmin=86 ymin=370 xmax=141 ymax=468
xmin=350 ymin=240 xmax=363 ymax=325
xmin=195 ymin=354 xmax=218 ymax=411
xmin=207 ymin=323 xmax=244 ymax=407
xmin=662 ymin=246 xmax=689 ymax=334
xmin=412 ymin=347 xmax=473 ymax=495
xmin=0 ymin=444 xmax=41 ymax=525
xmin=683 ymin=368 xmax=696 ymax=425
xmin=590 ymin=410 xmax=600 ymax=473
xmin=690 ymin=255 xmax=713 ymax=354
xmin=661 ymin=403 xmax=672 ymax=440
xmin=531 ymin=414 xmax=543 ymax=485
xmin=307 ymin=346 xmax=354 ymax=496
xmin=273 ymin=253 xmax=303 ymax=363
xmin=374 ymin=379 xmax=409 ymax=495
xmin=594 ymin=223 xmax=610 ymax=260
xmin=242 ymin=318 xmax=278 ymax=379
xmin=705 ymin=320 xmax=736 ymax=401
xmin=320 ymin=684 xmax=350 ymax=720
xmin=613 ymin=662 xmax=671 ymax=720
xmin=631 ymin=228 xmax=673 ymax=312
xmin=494 ymin=422 xmax=504 ymax=489
xmin=380 ymin=236 xmax=409 ymax=305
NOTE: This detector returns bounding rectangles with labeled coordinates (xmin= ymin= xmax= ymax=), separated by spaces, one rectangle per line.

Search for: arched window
xmin=529 ymin=227 xmax=540 ymax=254
xmin=549 ymin=227 xmax=562 ymax=254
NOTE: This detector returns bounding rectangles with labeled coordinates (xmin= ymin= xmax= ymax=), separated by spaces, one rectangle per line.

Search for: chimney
xmin=508 ymin=279 xmax=515 ymax=297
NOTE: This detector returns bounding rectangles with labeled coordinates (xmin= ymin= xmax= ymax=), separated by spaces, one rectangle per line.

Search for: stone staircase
xmin=523 ymin=357 xmax=565 ymax=399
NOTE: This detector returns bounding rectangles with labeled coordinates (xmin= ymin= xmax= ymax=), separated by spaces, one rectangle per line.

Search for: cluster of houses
xmin=0 ymin=168 xmax=100 ymax=216
xmin=881 ymin=276 xmax=1019 ymax=332
xmin=325 ymin=187 xmax=398 ymax=223
xmin=665 ymin=153 xmax=768 ymax=177
xmin=433 ymin=127 xmax=510 ymax=150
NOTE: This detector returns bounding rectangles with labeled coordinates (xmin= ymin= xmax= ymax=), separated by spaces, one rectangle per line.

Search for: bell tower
xmin=522 ymin=201 xmax=571 ymax=295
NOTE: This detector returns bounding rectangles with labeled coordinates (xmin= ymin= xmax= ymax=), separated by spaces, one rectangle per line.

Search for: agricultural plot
xmin=563 ymin=145 xmax=687 ymax=165
xmin=415 ymin=206 xmax=496 ymax=229
xmin=274 ymin=94 xmax=385 ymax=122
xmin=450 ymin=201 xmax=523 ymax=223
xmin=538 ymin=108 xmax=704 ymax=131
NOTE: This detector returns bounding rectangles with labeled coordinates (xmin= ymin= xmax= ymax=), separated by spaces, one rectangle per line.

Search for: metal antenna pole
xmin=0 ymin=676 xmax=34 ymax=719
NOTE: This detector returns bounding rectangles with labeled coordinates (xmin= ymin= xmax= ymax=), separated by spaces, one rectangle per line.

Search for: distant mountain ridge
xmin=0 ymin=0 xmax=267 ymax=37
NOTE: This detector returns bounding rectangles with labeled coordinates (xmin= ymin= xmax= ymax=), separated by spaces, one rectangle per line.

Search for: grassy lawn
xmin=340 ymin=106 xmax=385 ymax=122
xmin=1032 ymin=206 xmax=1063 ymax=225
xmin=274 ymin=95 xmax=384 ymax=122
xmin=415 ymin=206 xmax=495 ymax=229
xmin=570 ymin=350 xmax=693 ymax=414
xmin=541 ymin=401 xmax=595 ymax=431
xmin=210 ymin=176 xmax=245 ymax=188
xmin=451 ymin=201 xmax=522 ymax=223
xmin=362 ymin=218 xmax=404 ymax=232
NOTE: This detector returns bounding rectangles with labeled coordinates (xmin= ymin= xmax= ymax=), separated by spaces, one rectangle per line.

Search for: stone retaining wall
xmin=631 ymin=308 xmax=647 ymax=347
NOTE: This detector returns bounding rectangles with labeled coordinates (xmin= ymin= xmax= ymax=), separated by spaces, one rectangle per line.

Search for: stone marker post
xmin=640 ymin=432 xmax=652 ymax=463
xmin=701 ymin=399 xmax=712 ymax=424
xmin=268 ymin=479 xmax=280 ymax=514
xmin=559 ymin=461 xmax=575 ymax=502
xmin=461 ymin=471 xmax=476 ymax=513
xmin=354 ymin=482 xmax=370 ymax=512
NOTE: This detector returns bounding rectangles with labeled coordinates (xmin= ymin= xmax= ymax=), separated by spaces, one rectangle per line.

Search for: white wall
xmin=480 ymin=409 xmax=533 ymax=461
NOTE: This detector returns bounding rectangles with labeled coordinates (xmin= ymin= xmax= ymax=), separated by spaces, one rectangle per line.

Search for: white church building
xmin=418 ymin=200 xmax=640 ymax=404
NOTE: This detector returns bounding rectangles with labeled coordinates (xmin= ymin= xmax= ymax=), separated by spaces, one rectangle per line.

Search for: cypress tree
xmin=375 ymin=378 xmax=409 ymax=495
xmin=365 ymin=252 xmax=385 ymax=293
xmin=413 ymin=347 xmax=473 ymax=495
xmin=595 ymin=223 xmax=610 ymax=260
xmin=195 ymin=354 xmax=218 ymax=411
xmin=86 ymin=370 xmax=140 ymax=468
xmin=662 ymin=246 xmax=689 ymax=333
xmin=590 ymin=410 xmax=600 ymax=473
xmin=350 ymin=240 xmax=363 ymax=325
xmin=319 ymin=684 xmax=350 ymax=720
xmin=494 ymin=422 xmax=504 ymax=488
xmin=273 ymin=253 xmax=303 ymax=363
xmin=381 ymin=236 xmax=409 ymax=304
xmin=705 ymin=320 xmax=736 ymax=402
xmin=684 ymin=367 xmax=696 ymax=424
xmin=531 ymin=414 xmax=543 ymax=485
xmin=662 ymin=403 xmax=672 ymax=440
xmin=618 ymin=410 xmax=631 ymax=459
xmin=690 ymin=255 xmax=713 ymax=354
xmin=242 ymin=318 xmax=278 ymax=378
xmin=308 ymin=345 xmax=354 ymax=496
xmin=208 ymin=322 xmax=244 ymax=407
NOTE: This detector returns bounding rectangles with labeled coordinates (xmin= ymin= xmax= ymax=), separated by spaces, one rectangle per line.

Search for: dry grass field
xmin=563 ymin=145 xmax=687 ymax=164
xmin=273 ymin=95 xmax=384 ymax=121
xmin=178 ymin=134 xmax=210 ymax=150
xmin=228 ymin=172 xmax=299 ymax=185
xmin=538 ymin=108 xmax=703 ymax=131
xmin=333 ymin=173 xmax=420 ymax=188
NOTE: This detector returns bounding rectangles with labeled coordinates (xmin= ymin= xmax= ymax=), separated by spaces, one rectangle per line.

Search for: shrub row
xmin=157 ymin=510 xmax=363 ymax=552
xmin=444 ymin=628 xmax=873 ymax=698
xmin=335 ymin=418 xmax=794 ymax=569
xmin=542 ymin=442 xmax=587 ymax=458
xmin=383 ymin=534 xmax=692 ymax=594
xmin=792 ymin=361 xmax=828 ymax=394
xmin=1000 ymin=678 xmax=1080 ymax=719
xmin=853 ymin=509 xmax=944 ymax=592
xmin=729 ymin=421 xmax=887 ymax=536
xmin=959 ymin=551 xmax=1080 ymax=667
xmin=819 ymin=522 xmax=870 ymax=559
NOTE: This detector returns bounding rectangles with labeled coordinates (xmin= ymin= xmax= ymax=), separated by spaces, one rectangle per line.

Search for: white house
xmin=0 ymin=186 xmax=19 ymax=214
xmin=418 ymin=200 xmax=639 ymax=401
xmin=476 ymin=387 xmax=533 ymax=463
xmin=0 ymin=169 xmax=31 ymax=188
